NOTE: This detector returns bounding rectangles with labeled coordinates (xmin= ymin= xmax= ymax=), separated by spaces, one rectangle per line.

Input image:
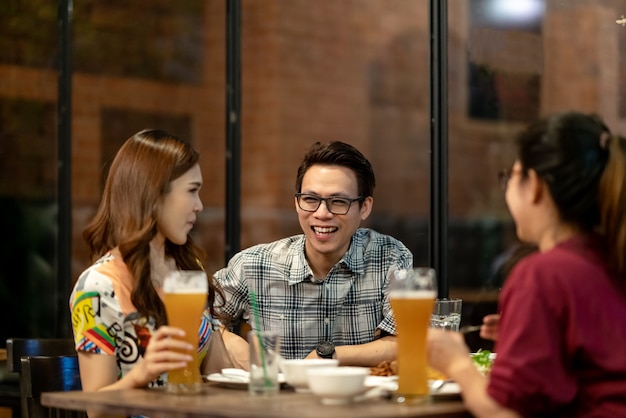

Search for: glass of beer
xmin=389 ymin=268 xmax=436 ymax=404
xmin=163 ymin=270 xmax=208 ymax=395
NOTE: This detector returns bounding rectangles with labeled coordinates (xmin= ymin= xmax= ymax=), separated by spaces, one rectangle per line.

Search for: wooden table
xmin=43 ymin=385 xmax=472 ymax=418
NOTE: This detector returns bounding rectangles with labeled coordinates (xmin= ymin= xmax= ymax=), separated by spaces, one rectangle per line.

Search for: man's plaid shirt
xmin=214 ymin=228 xmax=413 ymax=359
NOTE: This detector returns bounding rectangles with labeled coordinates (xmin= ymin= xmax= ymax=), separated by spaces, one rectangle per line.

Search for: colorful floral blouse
xmin=70 ymin=253 xmax=212 ymax=387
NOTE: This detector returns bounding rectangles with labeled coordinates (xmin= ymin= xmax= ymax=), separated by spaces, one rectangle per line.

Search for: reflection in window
xmin=0 ymin=98 xmax=57 ymax=343
xmin=74 ymin=0 xmax=205 ymax=83
xmin=100 ymin=108 xmax=192 ymax=189
xmin=467 ymin=0 xmax=543 ymax=121
xmin=0 ymin=1 xmax=57 ymax=68
xmin=0 ymin=98 xmax=56 ymax=197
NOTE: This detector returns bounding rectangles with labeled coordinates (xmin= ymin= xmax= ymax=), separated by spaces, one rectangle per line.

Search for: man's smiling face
xmin=295 ymin=164 xmax=372 ymax=267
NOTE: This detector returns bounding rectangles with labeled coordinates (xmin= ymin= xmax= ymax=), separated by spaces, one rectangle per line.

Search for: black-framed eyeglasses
xmin=295 ymin=193 xmax=363 ymax=215
xmin=498 ymin=169 xmax=511 ymax=191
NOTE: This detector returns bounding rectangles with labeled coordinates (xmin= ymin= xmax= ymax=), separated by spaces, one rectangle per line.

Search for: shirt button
xmin=279 ymin=314 xmax=284 ymax=320
xmin=324 ymin=318 xmax=330 ymax=324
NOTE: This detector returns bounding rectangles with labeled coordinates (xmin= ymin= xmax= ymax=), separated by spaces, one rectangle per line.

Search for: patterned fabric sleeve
xmin=377 ymin=240 xmax=414 ymax=336
xmin=70 ymin=269 xmax=123 ymax=355
xmin=197 ymin=309 xmax=213 ymax=363
xmin=213 ymin=251 xmax=250 ymax=320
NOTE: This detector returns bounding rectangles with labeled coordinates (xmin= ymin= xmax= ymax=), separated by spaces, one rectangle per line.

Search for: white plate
xmin=363 ymin=376 xmax=460 ymax=399
xmin=204 ymin=369 xmax=286 ymax=389
xmin=430 ymin=380 xmax=461 ymax=398
xmin=364 ymin=375 xmax=397 ymax=390
xmin=205 ymin=370 xmax=460 ymax=398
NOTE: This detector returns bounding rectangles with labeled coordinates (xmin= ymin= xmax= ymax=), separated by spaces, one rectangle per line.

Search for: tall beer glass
xmin=163 ymin=270 xmax=208 ymax=395
xmin=389 ymin=268 xmax=436 ymax=404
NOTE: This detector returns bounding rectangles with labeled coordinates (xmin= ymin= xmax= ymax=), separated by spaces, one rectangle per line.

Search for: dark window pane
xmin=0 ymin=99 xmax=56 ymax=198
xmin=0 ymin=98 xmax=58 ymax=343
xmin=0 ymin=0 xmax=57 ymax=68
xmin=73 ymin=0 xmax=204 ymax=83
xmin=100 ymin=108 xmax=193 ymax=184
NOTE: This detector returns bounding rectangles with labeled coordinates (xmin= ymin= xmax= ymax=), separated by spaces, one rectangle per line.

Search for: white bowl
xmin=280 ymin=359 xmax=339 ymax=392
xmin=306 ymin=367 xmax=370 ymax=405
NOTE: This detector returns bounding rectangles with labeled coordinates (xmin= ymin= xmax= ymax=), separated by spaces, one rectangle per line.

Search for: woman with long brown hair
xmin=70 ymin=129 xmax=243 ymax=396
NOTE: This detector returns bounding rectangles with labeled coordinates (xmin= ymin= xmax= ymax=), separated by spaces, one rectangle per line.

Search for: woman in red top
xmin=428 ymin=112 xmax=626 ymax=417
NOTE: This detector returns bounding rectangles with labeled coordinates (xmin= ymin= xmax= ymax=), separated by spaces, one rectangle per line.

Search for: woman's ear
xmin=527 ymin=169 xmax=545 ymax=204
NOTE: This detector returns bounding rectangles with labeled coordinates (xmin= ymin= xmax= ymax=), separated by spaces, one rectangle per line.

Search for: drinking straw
xmin=249 ymin=290 xmax=271 ymax=388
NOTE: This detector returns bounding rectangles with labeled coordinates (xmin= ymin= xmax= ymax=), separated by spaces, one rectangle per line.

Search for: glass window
xmin=239 ymin=1 xmax=431 ymax=265
xmin=71 ymin=0 xmax=226 ymax=276
xmin=0 ymin=0 xmax=226 ymax=343
xmin=448 ymin=0 xmax=626 ymax=349
xmin=6 ymin=0 xmax=625 ymax=346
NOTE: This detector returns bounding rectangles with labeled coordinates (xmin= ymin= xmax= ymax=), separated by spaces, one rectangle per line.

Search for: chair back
xmin=6 ymin=338 xmax=76 ymax=373
xmin=6 ymin=338 xmax=79 ymax=418
xmin=20 ymin=355 xmax=85 ymax=418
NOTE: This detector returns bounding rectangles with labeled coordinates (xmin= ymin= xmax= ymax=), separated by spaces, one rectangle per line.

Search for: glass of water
xmin=430 ymin=298 xmax=462 ymax=331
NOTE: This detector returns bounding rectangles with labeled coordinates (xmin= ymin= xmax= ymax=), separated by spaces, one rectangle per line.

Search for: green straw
xmin=249 ymin=290 xmax=272 ymax=389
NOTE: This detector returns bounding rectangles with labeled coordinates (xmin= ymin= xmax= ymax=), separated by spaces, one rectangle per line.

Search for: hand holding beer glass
xmin=163 ymin=270 xmax=208 ymax=395
xmin=389 ymin=268 xmax=436 ymax=404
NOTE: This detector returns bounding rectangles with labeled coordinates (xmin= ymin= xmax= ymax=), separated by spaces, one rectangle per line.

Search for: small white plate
xmin=204 ymin=369 xmax=286 ymax=389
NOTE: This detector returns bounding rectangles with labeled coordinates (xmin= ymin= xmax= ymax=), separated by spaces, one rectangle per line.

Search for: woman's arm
xmin=79 ymin=326 xmax=193 ymax=392
xmin=79 ymin=326 xmax=195 ymax=418
xmin=428 ymin=329 xmax=521 ymax=418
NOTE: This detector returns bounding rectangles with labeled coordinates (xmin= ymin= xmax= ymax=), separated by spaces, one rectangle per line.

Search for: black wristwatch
xmin=316 ymin=341 xmax=335 ymax=359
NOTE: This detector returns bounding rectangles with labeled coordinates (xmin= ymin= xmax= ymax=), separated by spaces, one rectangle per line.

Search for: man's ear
xmin=360 ymin=196 xmax=373 ymax=221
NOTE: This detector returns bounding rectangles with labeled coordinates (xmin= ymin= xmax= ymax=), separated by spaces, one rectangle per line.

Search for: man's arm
xmin=305 ymin=335 xmax=396 ymax=367
xmin=221 ymin=328 xmax=250 ymax=370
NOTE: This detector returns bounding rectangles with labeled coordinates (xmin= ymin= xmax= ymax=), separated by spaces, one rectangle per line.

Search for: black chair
xmin=20 ymin=355 xmax=85 ymax=418
xmin=6 ymin=339 xmax=78 ymax=418
xmin=6 ymin=339 xmax=76 ymax=375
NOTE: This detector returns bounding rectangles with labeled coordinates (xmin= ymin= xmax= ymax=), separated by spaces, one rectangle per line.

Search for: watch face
xmin=317 ymin=341 xmax=335 ymax=357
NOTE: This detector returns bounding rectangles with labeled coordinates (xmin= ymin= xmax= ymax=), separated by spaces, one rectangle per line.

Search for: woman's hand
xmin=78 ymin=325 xmax=194 ymax=394
xmin=427 ymin=328 xmax=472 ymax=379
xmin=129 ymin=325 xmax=194 ymax=387
xmin=480 ymin=314 xmax=500 ymax=341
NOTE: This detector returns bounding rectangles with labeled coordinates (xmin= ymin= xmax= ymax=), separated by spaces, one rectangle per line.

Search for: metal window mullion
xmin=429 ymin=0 xmax=449 ymax=298
xmin=57 ymin=0 xmax=73 ymax=337
xmin=225 ymin=0 xmax=242 ymax=263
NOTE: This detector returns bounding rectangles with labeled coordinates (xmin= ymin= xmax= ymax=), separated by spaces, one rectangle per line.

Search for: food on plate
xmin=427 ymin=366 xmax=447 ymax=381
xmin=371 ymin=349 xmax=494 ymax=379
xmin=372 ymin=361 xmax=446 ymax=380
xmin=471 ymin=349 xmax=494 ymax=376
xmin=370 ymin=360 xmax=398 ymax=376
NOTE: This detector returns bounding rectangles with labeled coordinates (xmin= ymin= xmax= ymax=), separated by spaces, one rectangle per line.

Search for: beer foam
xmin=163 ymin=271 xmax=208 ymax=293
xmin=389 ymin=290 xmax=436 ymax=299
xmin=163 ymin=286 xmax=207 ymax=294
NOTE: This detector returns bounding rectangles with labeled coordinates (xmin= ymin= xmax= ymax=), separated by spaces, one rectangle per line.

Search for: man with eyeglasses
xmin=214 ymin=141 xmax=413 ymax=366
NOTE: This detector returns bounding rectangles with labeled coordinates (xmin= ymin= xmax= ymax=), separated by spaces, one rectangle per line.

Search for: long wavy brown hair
xmin=83 ymin=129 xmax=223 ymax=327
